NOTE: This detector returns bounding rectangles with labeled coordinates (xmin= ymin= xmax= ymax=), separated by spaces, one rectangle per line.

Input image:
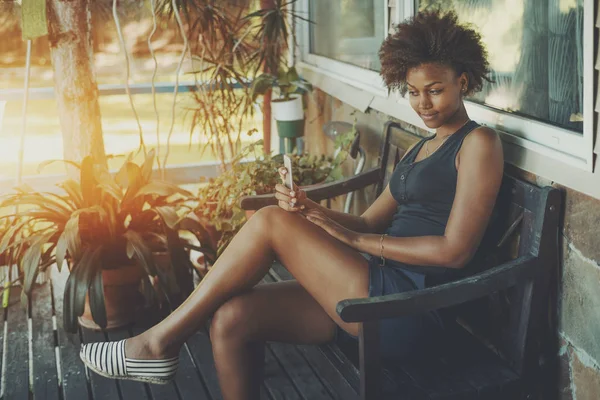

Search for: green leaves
xmin=63 ymin=246 xmax=104 ymax=333
xmin=1 ymin=148 xmax=195 ymax=330
xmin=249 ymin=67 xmax=312 ymax=101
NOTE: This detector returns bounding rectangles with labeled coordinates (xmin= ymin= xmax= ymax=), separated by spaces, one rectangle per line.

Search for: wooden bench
xmin=241 ymin=121 xmax=562 ymax=400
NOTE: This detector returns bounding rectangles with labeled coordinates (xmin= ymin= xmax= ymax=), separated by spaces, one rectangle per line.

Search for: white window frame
xmin=296 ymin=0 xmax=595 ymax=172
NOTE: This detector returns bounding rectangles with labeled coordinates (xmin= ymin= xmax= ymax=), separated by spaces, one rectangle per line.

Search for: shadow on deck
xmin=0 ymin=265 xmax=358 ymax=400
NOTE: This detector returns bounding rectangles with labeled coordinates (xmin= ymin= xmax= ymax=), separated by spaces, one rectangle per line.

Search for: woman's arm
xmin=275 ymin=177 xmax=399 ymax=234
xmin=303 ymin=185 xmax=399 ymax=233
xmin=275 ymin=142 xmax=419 ymax=234
xmin=306 ymin=127 xmax=503 ymax=269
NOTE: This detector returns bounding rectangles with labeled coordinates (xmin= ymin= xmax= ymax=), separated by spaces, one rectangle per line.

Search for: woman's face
xmin=405 ymin=63 xmax=467 ymax=129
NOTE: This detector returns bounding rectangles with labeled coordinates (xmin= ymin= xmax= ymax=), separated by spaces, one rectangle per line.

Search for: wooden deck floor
xmin=0 ymin=265 xmax=360 ymax=400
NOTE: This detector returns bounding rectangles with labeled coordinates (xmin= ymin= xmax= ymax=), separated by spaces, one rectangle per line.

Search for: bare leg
xmin=126 ymin=206 xmax=369 ymax=358
xmin=210 ymin=280 xmax=336 ymax=400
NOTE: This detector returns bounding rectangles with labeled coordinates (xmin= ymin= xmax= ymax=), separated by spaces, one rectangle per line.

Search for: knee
xmin=210 ymin=296 xmax=251 ymax=342
xmin=249 ymin=205 xmax=287 ymax=232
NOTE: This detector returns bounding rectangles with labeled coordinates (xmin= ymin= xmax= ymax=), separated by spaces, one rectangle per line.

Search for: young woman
xmin=80 ymin=10 xmax=503 ymax=400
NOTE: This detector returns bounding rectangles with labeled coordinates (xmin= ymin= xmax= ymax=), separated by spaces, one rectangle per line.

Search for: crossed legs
xmin=125 ymin=206 xmax=371 ymax=398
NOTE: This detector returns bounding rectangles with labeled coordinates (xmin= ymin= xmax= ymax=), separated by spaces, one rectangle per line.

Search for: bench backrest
xmin=378 ymin=121 xmax=561 ymax=375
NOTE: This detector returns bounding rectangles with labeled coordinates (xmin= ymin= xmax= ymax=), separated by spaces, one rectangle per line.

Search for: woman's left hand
xmin=304 ymin=208 xmax=358 ymax=246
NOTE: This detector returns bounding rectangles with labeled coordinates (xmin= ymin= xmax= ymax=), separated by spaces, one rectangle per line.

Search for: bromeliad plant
xmin=0 ymin=150 xmax=194 ymax=332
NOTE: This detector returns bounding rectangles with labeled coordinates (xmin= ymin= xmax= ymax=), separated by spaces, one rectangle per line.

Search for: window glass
xmin=418 ymin=0 xmax=585 ymax=133
xmin=309 ymin=0 xmax=387 ymax=71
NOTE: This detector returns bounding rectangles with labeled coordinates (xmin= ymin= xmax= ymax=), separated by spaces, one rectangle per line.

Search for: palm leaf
xmin=58 ymin=179 xmax=84 ymax=208
xmin=124 ymin=230 xmax=177 ymax=296
xmin=55 ymin=231 xmax=69 ymax=273
xmin=21 ymin=233 xmax=51 ymax=299
xmin=88 ymin=269 xmax=107 ymax=329
xmin=121 ymin=163 xmax=145 ymax=211
xmin=63 ymin=214 xmax=81 ymax=262
xmin=134 ymin=181 xmax=193 ymax=201
xmin=153 ymin=206 xmax=182 ymax=230
xmin=141 ymin=149 xmax=156 ymax=182
xmin=115 ymin=152 xmax=135 ymax=188
xmin=63 ymin=246 xmax=103 ymax=333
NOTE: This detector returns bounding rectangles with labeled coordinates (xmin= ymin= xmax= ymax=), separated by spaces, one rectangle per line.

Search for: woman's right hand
xmin=275 ymin=167 xmax=307 ymax=213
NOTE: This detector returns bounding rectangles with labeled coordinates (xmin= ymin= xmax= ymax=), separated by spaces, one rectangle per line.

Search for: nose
xmin=419 ymin=94 xmax=432 ymax=110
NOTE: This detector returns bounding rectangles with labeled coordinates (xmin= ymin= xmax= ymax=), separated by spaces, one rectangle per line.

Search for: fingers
xmin=277 ymin=199 xmax=304 ymax=212
xmin=275 ymin=187 xmax=305 ymax=212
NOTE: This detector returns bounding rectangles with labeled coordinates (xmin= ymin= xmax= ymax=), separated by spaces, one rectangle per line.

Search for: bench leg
xmin=359 ymin=321 xmax=380 ymax=400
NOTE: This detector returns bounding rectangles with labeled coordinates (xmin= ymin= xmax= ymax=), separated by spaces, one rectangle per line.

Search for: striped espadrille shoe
xmin=80 ymin=340 xmax=178 ymax=385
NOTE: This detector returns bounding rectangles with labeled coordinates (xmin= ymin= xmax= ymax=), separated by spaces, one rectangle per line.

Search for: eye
xmin=408 ymin=91 xmax=418 ymax=97
xmin=429 ymin=89 xmax=442 ymax=95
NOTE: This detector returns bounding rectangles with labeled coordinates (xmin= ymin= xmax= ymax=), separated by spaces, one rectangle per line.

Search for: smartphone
xmin=283 ymin=154 xmax=294 ymax=190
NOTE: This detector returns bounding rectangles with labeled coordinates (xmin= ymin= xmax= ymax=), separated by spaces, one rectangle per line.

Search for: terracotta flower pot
xmin=79 ymin=263 xmax=145 ymax=331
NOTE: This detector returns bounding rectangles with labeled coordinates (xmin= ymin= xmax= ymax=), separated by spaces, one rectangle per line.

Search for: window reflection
xmin=419 ymin=0 xmax=584 ymax=133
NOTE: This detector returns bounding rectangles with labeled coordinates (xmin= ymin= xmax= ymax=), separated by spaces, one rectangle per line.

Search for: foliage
xmin=194 ymin=127 xmax=356 ymax=257
xmin=157 ymin=0 xmax=311 ymax=165
xmin=243 ymin=0 xmax=309 ymax=74
xmin=251 ymin=66 xmax=313 ymax=102
xmin=0 ymin=150 xmax=195 ymax=332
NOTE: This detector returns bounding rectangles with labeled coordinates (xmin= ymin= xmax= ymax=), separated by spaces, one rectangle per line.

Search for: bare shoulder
xmin=457 ymin=126 xmax=503 ymax=171
xmin=463 ymin=126 xmax=502 ymax=153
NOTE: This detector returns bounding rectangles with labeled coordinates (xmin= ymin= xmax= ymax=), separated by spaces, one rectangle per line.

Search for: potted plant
xmin=250 ymin=66 xmax=313 ymax=151
xmin=0 ymin=150 xmax=195 ymax=332
xmin=189 ymin=132 xmax=355 ymax=261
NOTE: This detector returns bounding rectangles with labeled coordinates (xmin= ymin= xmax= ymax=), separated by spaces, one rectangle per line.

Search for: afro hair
xmin=379 ymin=10 xmax=491 ymax=96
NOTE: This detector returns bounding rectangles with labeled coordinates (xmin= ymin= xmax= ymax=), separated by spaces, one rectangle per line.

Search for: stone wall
xmin=304 ymin=88 xmax=600 ymax=400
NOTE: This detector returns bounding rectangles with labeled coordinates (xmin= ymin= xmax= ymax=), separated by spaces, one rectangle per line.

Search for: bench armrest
xmin=239 ymin=167 xmax=381 ymax=211
xmin=336 ymin=255 xmax=538 ymax=323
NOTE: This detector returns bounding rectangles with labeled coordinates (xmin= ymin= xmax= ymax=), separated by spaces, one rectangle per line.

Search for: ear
xmin=458 ymin=72 xmax=469 ymax=93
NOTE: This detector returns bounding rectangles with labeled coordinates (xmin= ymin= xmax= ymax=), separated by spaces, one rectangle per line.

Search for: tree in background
xmin=47 ymin=0 xmax=107 ymax=172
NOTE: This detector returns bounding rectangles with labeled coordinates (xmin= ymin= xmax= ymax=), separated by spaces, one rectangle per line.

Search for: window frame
xmin=296 ymin=0 xmax=596 ymax=171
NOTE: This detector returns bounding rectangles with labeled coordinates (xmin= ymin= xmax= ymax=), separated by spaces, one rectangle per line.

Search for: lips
xmin=420 ymin=113 xmax=438 ymax=121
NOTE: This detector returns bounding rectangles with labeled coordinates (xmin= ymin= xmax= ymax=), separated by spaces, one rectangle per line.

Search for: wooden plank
xmin=262 ymin=345 xmax=302 ymax=400
xmin=106 ymin=328 xmax=151 ymax=400
xmin=185 ymin=328 xmax=223 ymax=400
xmin=79 ymin=328 xmax=121 ymax=400
xmin=267 ymin=267 xmax=357 ymax=400
xmin=3 ymin=286 xmax=30 ymax=399
xmin=31 ymin=282 xmax=60 ymax=399
xmin=296 ymin=345 xmax=358 ymax=400
xmin=176 ymin=343 xmax=213 ymax=400
xmin=261 ymin=273 xmax=333 ymax=400
xmin=359 ymin=321 xmax=380 ymax=400
xmin=51 ymin=265 xmax=90 ymax=400
xmin=268 ymin=343 xmax=333 ymax=400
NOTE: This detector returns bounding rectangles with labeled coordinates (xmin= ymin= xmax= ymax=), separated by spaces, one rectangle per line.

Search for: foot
xmin=80 ymin=339 xmax=179 ymax=385
xmin=124 ymin=333 xmax=179 ymax=360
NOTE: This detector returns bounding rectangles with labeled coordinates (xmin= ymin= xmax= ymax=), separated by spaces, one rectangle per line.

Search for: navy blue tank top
xmin=385 ymin=120 xmax=480 ymax=276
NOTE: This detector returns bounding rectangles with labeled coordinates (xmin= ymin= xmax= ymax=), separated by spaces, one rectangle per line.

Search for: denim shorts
xmin=337 ymin=256 xmax=443 ymax=360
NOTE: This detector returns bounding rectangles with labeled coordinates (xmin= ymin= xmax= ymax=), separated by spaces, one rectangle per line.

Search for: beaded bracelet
xmin=379 ymin=234 xmax=387 ymax=267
